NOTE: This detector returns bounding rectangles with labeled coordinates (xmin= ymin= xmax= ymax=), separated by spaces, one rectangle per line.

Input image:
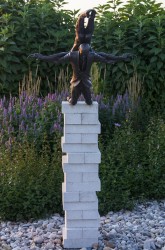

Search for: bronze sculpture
xmin=29 ymin=9 xmax=132 ymax=105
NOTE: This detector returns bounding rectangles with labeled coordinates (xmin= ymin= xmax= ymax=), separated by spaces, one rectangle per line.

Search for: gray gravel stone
xmin=33 ymin=236 xmax=44 ymax=244
xmin=0 ymin=200 xmax=165 ymax=250
xmin=143 ymin=239 xmax=156 ymax=249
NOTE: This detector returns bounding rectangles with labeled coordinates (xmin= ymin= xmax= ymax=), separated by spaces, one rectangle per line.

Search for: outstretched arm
xmin=93 ymin=52 xmax=116 ymax=64
xmin=28 ymin=52 xmax=69 ymax=63
xmin=98 ymin=52 xmax=133 ymax=63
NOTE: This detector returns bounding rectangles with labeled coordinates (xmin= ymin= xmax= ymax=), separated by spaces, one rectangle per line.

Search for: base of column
xmin=63 ymin=238 xmax=98 ymax=248
xmin=63 ymin=226 xmax=98 ymax=248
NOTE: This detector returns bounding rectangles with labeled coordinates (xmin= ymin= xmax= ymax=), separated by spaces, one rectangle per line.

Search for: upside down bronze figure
xmin=71 ymin=9 xmax=96 ymax=51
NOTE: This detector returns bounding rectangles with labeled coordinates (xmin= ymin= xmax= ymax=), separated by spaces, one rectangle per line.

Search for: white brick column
xmin=61 ymin=101 xmax=101 ymax=248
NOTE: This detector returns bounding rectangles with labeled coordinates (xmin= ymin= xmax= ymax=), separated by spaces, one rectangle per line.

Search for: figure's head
xmin=79 ymin=43 xmax=90 ymax=55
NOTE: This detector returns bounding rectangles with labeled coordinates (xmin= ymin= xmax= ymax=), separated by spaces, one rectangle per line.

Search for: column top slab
xmin=62 ymin=101 xmax=98 ymax=114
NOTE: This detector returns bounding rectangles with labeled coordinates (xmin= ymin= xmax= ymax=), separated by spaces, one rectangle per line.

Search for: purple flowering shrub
xmin=0 ymin=91 xmax=133 ymax=149
xmin=1 ymin=91 xmax=164 ymax=220
xmin=0 ymin=91 xmax=137 ymax=220
xmin=0 ymin=92 xmax=68 ymax=147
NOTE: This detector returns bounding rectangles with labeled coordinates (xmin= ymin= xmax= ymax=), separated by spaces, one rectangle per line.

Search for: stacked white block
xmin=61 ymin=101 xmax=101 ymax=248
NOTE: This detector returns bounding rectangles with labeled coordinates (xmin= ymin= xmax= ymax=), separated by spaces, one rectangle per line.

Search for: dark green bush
xmin=0 ymin=92 xmax=65 ymax=221
xmin=98 ymin=123 xmax=143 ymax=214
xmin=0 ymin=137 xmax=63 ymax=221
xmin=0 ymin=0 xmax=76 ymax=95
xmin=93 ymin=0 xmax=165 ymax=108
xmin=98 ymin=116 xmax=165 ymax=215
xmin=142 ymin=117 xmax=165 ymax=198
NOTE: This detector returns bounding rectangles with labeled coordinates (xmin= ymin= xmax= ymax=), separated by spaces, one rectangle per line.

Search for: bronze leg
xmin=81 ymin=83 xmax=92 ymax=105
xmin=68 ymin=83 xmax=82 ymax=105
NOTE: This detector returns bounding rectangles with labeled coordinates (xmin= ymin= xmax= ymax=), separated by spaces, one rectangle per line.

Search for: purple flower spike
xmin=114 ymin=123 xmax=121 ymax=127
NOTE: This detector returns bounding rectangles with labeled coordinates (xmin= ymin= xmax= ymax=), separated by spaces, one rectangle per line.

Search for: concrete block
xmin=82 ymin=113 xmax=99 ymax=124
xmin=64 ymin=172 xmax=83 ymax=183
xmin=62 ymin=143 xmax=98 ymax=153
xmin=63 ymin=201 xmax=98 ymax=211
xmin=83 ymin=210 xmax=100 ymax=220
xmin=62 ymin=192 xmax=79 ymax=203
xmin=64 ymin=113 xmax=81 ymax=124
xmin=85 ymin=152 xmax=101 ymax=163
xmin=81 ymin=134 xmax=98 ymax=143
xmin=62 ymin=181 xmax=101 ymax=192
xmin=65 ymin=210 xmax=99 ymax=220
xmin=62 ymin=182 xmax=65 ymax=193
xmin=79 ymin=192 xmax=97 ymax=202
xmin=62 ymin=134 xmax=81 ymax=144
xmin=62 ymin=163 xmax=99 ymax=173
xmin=65 ymin=210 xmax=83 ymax=220
xmin=83 ymin=172 xmax=99 ymax=182
xmin=64 ymin=124 xmax=101 ymax=134
xmin=83 ymin=228 xmax=99 ymax=239
xmin=68 ymin=153 xmax=85 ymax=164
xmin=62 ymin=101 xmax=98 ymax=114
xmin=63 ymin=227 xmax=82 ymax=239
xmin=63 ymin=238 xmax=98 ymax=248
xmin=66 ymin=219 xmax=99 ymax=228
xmin=62 ymin=155 xmax=67 ymax=164
xmin=63 ymin=153 xmax=85 ymax=164
xmin=63 ymin=134 xmax=98 ymax=144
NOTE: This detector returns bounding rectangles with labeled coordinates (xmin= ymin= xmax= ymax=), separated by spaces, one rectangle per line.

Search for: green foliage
xmin=1 ymin=0 xmax=165 ymax=108
xmin=0 ymin=92 xmax=165 ymax=220
xmin=0 ymin=92 xmax=64 ymax=221
xmin=98 ymin=123 xmax=142 ymax=213
xmin=142 ymin=117 xmax=165 ymax=198
xmin=0 ymin=137 xmax=63 ymax=221
xmin=0 ymin=0 xmax=76 ymax=95
xmin=93 ymin=0 xmax=165 ymax=108
xmin=1 ymin=0 xmax=165 ymax=219
xmin=98 ymin=115 xmax=165 ymax=214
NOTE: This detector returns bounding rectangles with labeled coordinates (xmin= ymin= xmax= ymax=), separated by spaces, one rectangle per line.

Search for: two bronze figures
xmin=29 ymin=9 xmax=132 ymax=105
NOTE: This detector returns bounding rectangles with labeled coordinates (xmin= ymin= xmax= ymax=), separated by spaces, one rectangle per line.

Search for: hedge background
xmin=0 ymin=0 xmax=165 ymax=109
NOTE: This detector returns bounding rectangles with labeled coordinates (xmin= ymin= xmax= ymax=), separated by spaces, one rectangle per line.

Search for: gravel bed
xmin=0 ymin=200 xmax=165 ymax=250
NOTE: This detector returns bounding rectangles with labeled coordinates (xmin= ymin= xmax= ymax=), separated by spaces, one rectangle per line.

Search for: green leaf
xmin=150 ymin=48 xmax=162 ymax=55
xmin=157 ymin=62 xmax=163 ymax=70
xmin=0 ymin=60 xmax=7 ymax=67
xmin=112 ymin=66 xmax=118 ymax=74
xmin=150 ymin=56 xmax=157 ymax=63
xmin=0 ymin=74 xmax=6 ymax=82
xmin=10 ymin=56 xmax=20 ymax=63
xmin=159 ymin=54 xmax=165 ymax=61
